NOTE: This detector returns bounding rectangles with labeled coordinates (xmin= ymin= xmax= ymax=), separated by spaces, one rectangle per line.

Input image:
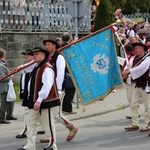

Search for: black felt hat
xmin=30 ymin=46 xmax=49 ymax=56
xmin=42 ymin=39 xmax=60 ymax=49
xmin=132 ymin=42 xmax=148 ymax=51
xmin=21 ymin=49 xmax=33 ymax=55
xmin=124 ymin=44 xmax=134 ymax=52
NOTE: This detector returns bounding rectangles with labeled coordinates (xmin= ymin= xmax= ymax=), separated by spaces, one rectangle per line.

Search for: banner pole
xmin=0 ymin=61 xmax=35 ymax=81
xmin=58 ymin=24 xmax=114 ymax=52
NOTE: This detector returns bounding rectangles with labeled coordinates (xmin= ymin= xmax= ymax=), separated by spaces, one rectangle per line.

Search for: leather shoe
xmin=0 ymin=120 xmax=10 ymax=124
xmin=40 ymin=138 xmax=49 ymax=143
xmin=140 ymin=127 xmax=150 ymax=132
xmin=6 ymin=117 xmax=17 ymax=120
xmin=126 ymin=116 xmax=132 ymax=119
xmin=17 ymin=148 xmax=26 ymax=150
xmin=126 ymin=115 xmax=140 ymax=119
xmin=37 ymin=131 xmax=45 ymax=134
xmin=67 ymin=126 xmax=78 ymax=141
xmin=16 ymin=134 xmax=27 ymax=138
xmin=125 ymin=126 xmax=139 ymax=131
xmin=43 ymin=147 xmax=54 ymax=150
xmin=63 ymin=110 xmax=77 ymax=115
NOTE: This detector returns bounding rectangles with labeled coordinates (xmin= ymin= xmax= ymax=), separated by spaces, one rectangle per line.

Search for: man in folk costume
xmin=17 ymin=46 xmax=60 ymax=150
xmin=145 ymin=65 xmax=150 ymax=94
xmin=39 ymin=39 xmax=78 ymax=143
xmin=145 ymin=38 xmax=150 ymax=94
xmin=118 ymin=44 xmax=135 ymax=119
xmin=136 ymin=37 xmax=150 ymax=94
xmin=122 ymin=42 xmax=150 ymax=132
xmin=123 ymin=52 xmax=150 ymax=94
xmin=15 ymin=49 xmax=45 ymax=138
xmin=145 ymin=36 xmax=150 ymax=51
xmin=15 ymin=49 xmax=36 ymax=138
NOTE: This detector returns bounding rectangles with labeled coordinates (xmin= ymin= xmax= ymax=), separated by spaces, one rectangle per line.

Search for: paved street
xmin=0 ymin=85 xmax=150 ymax=150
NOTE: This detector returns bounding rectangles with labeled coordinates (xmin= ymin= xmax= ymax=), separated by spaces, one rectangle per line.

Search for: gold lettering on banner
xmin=73 ymin=55 xmax=95 ymax=87
xmin=104 ymin=32 xmax=112 ymax=41
xmin=66 ymin=50 xmax=76 ymax=59
xmin=92 ymin=42 xmax=110 ymax=53
xmin=65 ymin=49 xmax=97 ymax=101
xmin=83 ymin=90 xmax=92 ymax=99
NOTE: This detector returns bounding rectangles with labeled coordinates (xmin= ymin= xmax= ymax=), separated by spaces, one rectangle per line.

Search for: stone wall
xmin=0 ymin=31 xmax=89 ymax=82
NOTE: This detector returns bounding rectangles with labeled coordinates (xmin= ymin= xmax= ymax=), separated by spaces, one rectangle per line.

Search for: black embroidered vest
xmin=49 ymin=51 xmax=62 ymax=77
xmin=132 ymin=55 xmax=149 ymax=90
xmin=20 ymin=73 xmax=30 ymax=106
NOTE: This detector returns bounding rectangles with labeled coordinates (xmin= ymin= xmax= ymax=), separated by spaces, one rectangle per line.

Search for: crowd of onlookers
xmin=90 ymin=5 xmax=150 ymax=47
xmin=115 ymin=18 xmax=150 ymax=57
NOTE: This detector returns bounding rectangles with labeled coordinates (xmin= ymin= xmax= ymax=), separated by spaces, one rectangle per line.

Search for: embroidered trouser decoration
xmin=44 ymin=108 xmax=55 ymax=150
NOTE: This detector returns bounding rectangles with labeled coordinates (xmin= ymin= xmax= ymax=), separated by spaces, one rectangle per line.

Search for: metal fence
xmin=124 ymin=12 xmax=150 ymax=23
xmin=0 ymin=0 xmax=90 ymax=32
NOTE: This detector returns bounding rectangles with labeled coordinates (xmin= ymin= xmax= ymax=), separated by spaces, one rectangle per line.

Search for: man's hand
xmin=10 ymin=75 xmax=14 ymax=79
xmin=122 ymin=69 xmax=130 ymax=79
xmin=34 ymin=101 xmax=41 ymax=110
xmin=12 ymin=66 xmax=21 ymax=73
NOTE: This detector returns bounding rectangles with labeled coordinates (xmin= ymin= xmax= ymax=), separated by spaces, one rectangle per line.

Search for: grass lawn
xmin=14 ymin=82 xmax=21 ymax=102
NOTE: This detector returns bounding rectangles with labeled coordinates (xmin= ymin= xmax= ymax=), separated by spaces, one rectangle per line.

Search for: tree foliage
xmin=122 ymin=0 xmax=138 ymax=14
xmin=92 ymin=0 xmax=150 ymax=14
xmin=94 ymin=0 xmax=113 ymax=31
xmin=92 ymin=0 xmax=150 ymax=31
xmin=120 ymin=0 xmax=150 ymax=14
xmin=110 ymin=0 xmax=126 ymax=11
xmin=137 ymin=0 xmax=150 ymax=13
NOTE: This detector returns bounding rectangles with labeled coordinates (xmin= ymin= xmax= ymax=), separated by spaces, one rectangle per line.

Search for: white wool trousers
xmin=130 ymin=86 xmax=150 ymax=127
xmin=23 ymin=107 xmax=59 ymax=150
xmin=125 ymin=83 xmax=134 ymax=106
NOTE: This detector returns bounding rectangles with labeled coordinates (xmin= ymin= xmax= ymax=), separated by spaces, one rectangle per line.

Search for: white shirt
xmin=129 ymin=56 xmax=150 ymax=80
xmin=129 ymin=56 xmax=150 ymax=92
xmin=118 ymin=56 xmax=134 ymax=84
xmin=127 ymin=29 xmax=135 ymax=37
xmin=20 ymin=60 xmax=36 ymax=74
xmin=20 ymin=60 xmax=36 ymax=90
xmin=28 ymin=67 xmax=54 ymax=104
xmin=55 ymin=54 xmax=66 ymax=94
xmin=118 ymin=56 xmax=134 ymax=69
xmin=117 ymin=56 xmax=125 ymax=66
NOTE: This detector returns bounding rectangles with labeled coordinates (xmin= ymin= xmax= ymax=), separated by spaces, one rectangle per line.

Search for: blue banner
xmin=62 ymin=28 xmax=122 ymax=105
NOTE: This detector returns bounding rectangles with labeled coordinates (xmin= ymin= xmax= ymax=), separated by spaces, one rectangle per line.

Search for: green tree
xmin=110 ymin=0 xmax=127 ymax=11
xmin=137 ymin=0 xmax=150 ymax=13
xmin=122 ymin=0 xmax=138 ymax=14
xmin=120 ymin=0 xmax=150 ymax=15
xmin=94 ymin=0 xmax=113 ymax=31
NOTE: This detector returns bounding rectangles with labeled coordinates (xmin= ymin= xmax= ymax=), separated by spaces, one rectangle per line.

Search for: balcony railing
xmin=0 ymin=0 xmax=90 ymax=32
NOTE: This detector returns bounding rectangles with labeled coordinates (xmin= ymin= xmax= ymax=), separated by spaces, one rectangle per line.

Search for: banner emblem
xmin=91 ymin=54 xmax=109 ymax=74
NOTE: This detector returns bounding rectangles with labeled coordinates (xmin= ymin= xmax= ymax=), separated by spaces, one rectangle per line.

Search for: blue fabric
xmin=65 ymin=72 xmax=74 ymax=88
xmin=62 ymin=28 xmax=122 ymax=105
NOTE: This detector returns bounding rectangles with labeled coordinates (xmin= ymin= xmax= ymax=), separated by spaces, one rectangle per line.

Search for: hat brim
xmin=30 ymin=49 xmax=49 ymax=56
xmin=132 ymin=43 xmax=148 ymax=51
xmin=21 ymin=52 xmax=33 ymax=55
xmin=43 ymin=39 xmax=60 ymax=49
xmin=21 ymin=52 xmax=26 ymax=55
xmin=21 ymin=49 xmax=33 ymax=55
